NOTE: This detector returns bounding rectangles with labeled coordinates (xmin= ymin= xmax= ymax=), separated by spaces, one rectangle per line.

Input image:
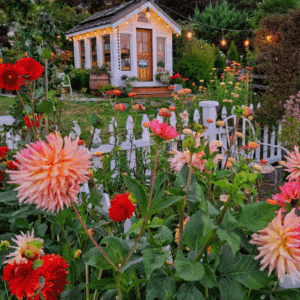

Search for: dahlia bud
xmin=94 ymin=151 xmax=104 ymax=157
xmin=228 ymin=157 xmax=236 ymax=163
xmin=87 ymin=229 xmax=95 ymax=236
xmin=0 ymin=240 xmax=10 ymax=251
xmin=132 ymin=104 xmax=140 ymax=111
xmin=20 ymin=244 xmax=41 ymax=261
xmin=143 ymin=122 xmax=150 ymax=128
xmin=248 ymin=116 xmax=254 ymax=121
xmin=74 ymin=249 xmax=82 ymax=259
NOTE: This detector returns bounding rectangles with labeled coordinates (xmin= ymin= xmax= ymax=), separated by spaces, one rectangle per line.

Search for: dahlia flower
xmin=114 ymin=103 xmax=126 ymax=111
xmin=284 ymin=146 xmax=300 ymax=181
xmin=15 ymin=57 xmax=43 ymax=82
xmin=149 ymin=119 xmax=178 ymax=141
xmin=3 ymin=230 xmax=44 ymax=265
xmin=127 ymin=92 xmax=136 ymax=97
xmin=248 ymin=142 xmax=259 ymax=150
xmin=0 ymin=146 xmax=9 ymax=158
xmin=24 ymin=114 xmax=41 ymax=128
xmin=2 ymin=260 xmax=41 ymax=300
xmin=0 ymin=63 xmax=24 ymax=91
xmin=6 ymin=132 xmax=92 ymax=213
xmin=112 ymin=90 xmax=122 ymax=96
xmin=108 ymin=192 xmax=135 ymax=222
xmin=250 ymin=209 xmax=300 ymax=283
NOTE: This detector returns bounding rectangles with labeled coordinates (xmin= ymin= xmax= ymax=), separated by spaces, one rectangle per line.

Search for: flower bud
xmin=87 ymin=229 xmax=95 ymax=236
xmin=74 ymin=249 xmax=82 ymax=259
xmin=0 ymin=240 xmax=10 ymax=251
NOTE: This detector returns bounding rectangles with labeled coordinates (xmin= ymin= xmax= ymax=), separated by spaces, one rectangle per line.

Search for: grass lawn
xmin=0 ymin=94 xmax=173 ymax=144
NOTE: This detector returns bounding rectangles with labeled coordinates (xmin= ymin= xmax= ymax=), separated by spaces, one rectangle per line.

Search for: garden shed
xmin=65 ymin=0 xmax=181 ymax=94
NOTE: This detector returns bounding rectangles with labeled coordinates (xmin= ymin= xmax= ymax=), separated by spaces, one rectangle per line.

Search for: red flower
xmin=50 ymin=53 xmax=56 ymax=61
xmin=261 ymin=159 xmax=268 ymax=164
xmin=182 ymin=78 xmax=189 ymax=82
xmin=0 ymin=146 xmax=9 ymax=158
xmin=106 ymin=91 xmax=113 ymax=95
xmin=139 ymin=104 xmax=146 ymax=111
xmin=169 ymin=106 xmax=176 ymax=111
xmin=149 ymin=119 xmax=178 ymax=141
xmin=0 ymin=63 xmax=24 ymax=91
xmin=246 ymin=66 xmax=253 ymax=70
xmin=35 ymin=254 xmax=69 ymax=300
xmin=0 ymin=170 xmax=4 ymax=181
xmin=8 ymin=160 xmax=20 ymax=170
xmin=108 ymin=192 xmax=135 ymax=222
xmin=114 ymin=103 xmax=126 ymax=111
xmin=24 ymin=114 xmax=41 ymax=128
xmin=168 ymin=85 xmax=175 ymax=90
xmin=112 ymin=90 xmax=122 ymax=96
xmin=127 ymin=93 xmax=136 ymax=97
xmin=15 ymin=57 xmax=44 ymax=82
xmin=2 ymin=260 xmax=41 ymax=300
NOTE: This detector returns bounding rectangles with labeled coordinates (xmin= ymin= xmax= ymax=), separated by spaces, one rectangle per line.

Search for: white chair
xmin=57 ymin=73 xmax=72 ymax=96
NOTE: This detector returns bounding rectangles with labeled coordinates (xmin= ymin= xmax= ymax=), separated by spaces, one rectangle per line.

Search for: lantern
xmin=244 ymin=38 xmax=250 ymax=47
xmin=146 ymin=7 xmax=151 ymax=19
xmin=186 ymin=29 xmax=193 ymax=39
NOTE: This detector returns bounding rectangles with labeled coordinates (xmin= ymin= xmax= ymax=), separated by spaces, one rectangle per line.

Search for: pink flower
xmin=149 ymin=119 xmax=178 ymax=141
xmin=6 ymin=132 xmax=92 ymax=213
xmin=250 ymin=209 xmax=300 ymax=283
xmin=284 ymin=146 xmax=300 ymax=181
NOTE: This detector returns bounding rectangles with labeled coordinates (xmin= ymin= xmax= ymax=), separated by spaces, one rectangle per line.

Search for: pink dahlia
xmin=250 ymin=209 xmax=300 ymax=283
xmin=6 ymin=132 xmax=92 ymax=213
xmin=149 ymin=119 xmax=178 ymax=141
xmin=3 ymin=230 xmax=44 ymax=265
xmin=284 ymin=146 xmax=300 ymax=181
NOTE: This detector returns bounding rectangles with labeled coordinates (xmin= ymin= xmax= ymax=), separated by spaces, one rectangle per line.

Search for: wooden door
xmin=137 ymin=29 xmax=153 ymax=81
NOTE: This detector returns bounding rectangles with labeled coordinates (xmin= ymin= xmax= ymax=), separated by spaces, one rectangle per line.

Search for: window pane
xmin=120 ymin=34 xmax=131 ymax=71
xmin=91 ymin=38 xmax=97 ymax=64
xmin=102 ymin=34 xmax=111 ymax=70
xmin=157 ymin=37 xmax=165 ymax=70
xmin=80 ymin=40 xmax=85 ymax=68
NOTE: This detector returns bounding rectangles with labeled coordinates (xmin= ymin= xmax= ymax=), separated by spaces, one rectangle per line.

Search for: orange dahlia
xmin=284 ymin=146 xmax=300 ymax=181
xmin=6 ymin=132 xmax=92 ymax=213
xmin=250 ymin=209 xmax=300 ymax=282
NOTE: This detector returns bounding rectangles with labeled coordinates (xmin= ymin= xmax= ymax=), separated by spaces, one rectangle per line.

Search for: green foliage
xmin=69 ymin=68 xmax=90 ymax=92
xmin=98 ymin=84 xmax=113 ymax=93
xmin=250 ymin=0 xmax=300 ymax=28
xmin=193 ymin=2 xmax=251 ymax=47
xmin=174 ymin=40 xmax=216 ymax=84
xmin=226 ymin=41 xmax=239 ymax=62
xmin=213 ymin=47 xmax=226 ymax=75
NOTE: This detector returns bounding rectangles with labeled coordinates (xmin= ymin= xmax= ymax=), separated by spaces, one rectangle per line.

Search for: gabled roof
xmin=66 ymin=0 xmax=181 ymax=36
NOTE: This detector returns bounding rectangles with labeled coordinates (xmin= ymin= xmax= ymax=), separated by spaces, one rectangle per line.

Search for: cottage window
xmin=80 ymin=40 xmax=85 ymax=68
xmin=157 ymin=37 xmax=165 ymax=71
xmin=90 ymin=38 xmax=97 ymax=64
xmin=102 ymin=35 xmax=111 ymax=70
xmin=120 ymin=34 xmax=131 ymax=71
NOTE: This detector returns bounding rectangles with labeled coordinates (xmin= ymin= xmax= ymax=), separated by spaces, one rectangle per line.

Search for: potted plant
xmin=170 ymin=72 xmax=184 ymax=92
xmin=155 ymin=70 xmax=170 ymax=85
xmin=89 ymin=61 xmax=109 ymax=96
xmin=121 ymin=75 xmax=139 ymax=93
xmin=157 ymin=61 xmax=165 ymax=72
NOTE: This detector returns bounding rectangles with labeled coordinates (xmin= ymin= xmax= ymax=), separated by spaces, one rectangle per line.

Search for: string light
xmin=220 ymin=29 xmax=226 ymax=47
xmin=186 ymin=28 xmax=193 ymax=39
xmin=244 ymin=38 xmax=250 ymax=47
xmin=146 ymin=7 xmax=151 ymax=19
xmin=266 ymin=35 xmax=272 ymax=42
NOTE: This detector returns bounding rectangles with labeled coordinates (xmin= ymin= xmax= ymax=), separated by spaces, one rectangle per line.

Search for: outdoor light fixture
xmin=220 ymin=29 xmax=226 ymax=47
xmin=186 ymin=29 xmax=193 ymax=39
xmin=266 ymin=35 xmax=272 ymax=42
xmin=146 ymin=7 xmax=151 ymax=19
xmin=244 ymin=38 xmax=250 ymax=47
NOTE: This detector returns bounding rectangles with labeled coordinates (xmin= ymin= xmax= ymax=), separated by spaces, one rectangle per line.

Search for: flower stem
xmin=178 ymin=152 xmax=193 ymax=250
xmin=39 ymin=291 xmax=46 ymax=300
xmin=86 ymin=264 xmax=89 ymax=300
xmin=92 ymin=269 xmax=103 ymax=300
xmin=71 ymin=201 xmax=118 ymax=270
xmin=116 ymin=271 xmax=122 ymax=300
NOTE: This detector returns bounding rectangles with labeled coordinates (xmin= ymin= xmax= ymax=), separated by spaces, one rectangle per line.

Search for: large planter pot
xmin=174 ymin=84 xmax=183 ymax=93
xmin=89 ymin=73 xmax=109 ymax=96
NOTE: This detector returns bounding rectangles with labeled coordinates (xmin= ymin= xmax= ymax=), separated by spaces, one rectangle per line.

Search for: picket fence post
xmin=199 ymin=101 xmax=219 ymax=142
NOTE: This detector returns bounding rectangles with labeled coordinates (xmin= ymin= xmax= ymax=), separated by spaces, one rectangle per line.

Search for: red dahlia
xmin=8 ymin=160 xmax=20 ymax=170
xmin=0 ymin=63 xmax=24 ymax=91
xmin=15 ymin=57 xmax=44 ymax=82
xmin=108 ymin=192 xmax=135 ymax=222
xmin=2 ymin=260 xmax=41 ymax=300
xmin=34 ymin=254 xmax=69 ymax=300
xmin=0 ymin=146 xmax=9 ymax=158
xmin=0 ymin=170 xmax=4 ymax=181
xmin=24 ymin=114 xmax=41 ymax=128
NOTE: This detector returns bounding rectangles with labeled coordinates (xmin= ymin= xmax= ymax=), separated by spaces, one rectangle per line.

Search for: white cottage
xmin=65 ymin=0 xmax=181 ymax=95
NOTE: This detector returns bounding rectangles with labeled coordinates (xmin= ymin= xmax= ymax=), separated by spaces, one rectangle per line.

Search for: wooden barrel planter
xmin=89 ymin=73 xmax=109 ymax=96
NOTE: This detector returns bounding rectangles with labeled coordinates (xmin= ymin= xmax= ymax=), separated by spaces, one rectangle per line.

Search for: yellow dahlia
xmin=250 ymin=209 xmax=300 ymax=283
xmin=6 ymin=132 xmax=92 ymax=213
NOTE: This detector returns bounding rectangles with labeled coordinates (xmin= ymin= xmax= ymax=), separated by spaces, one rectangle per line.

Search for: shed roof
xmin=66 ymin=0 xmax=181 ymax=36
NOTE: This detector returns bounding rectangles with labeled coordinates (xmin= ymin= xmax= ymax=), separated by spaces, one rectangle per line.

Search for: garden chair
xmin=57 ymin=73 xmax=72 ymax=96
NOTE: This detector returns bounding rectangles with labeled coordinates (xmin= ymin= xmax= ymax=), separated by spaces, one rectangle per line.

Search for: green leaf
xmin=100 ymin=236 xmax=130 ymax=262
xmin=217 ymin=227 xmax=240 ymax=254
xmin=83 ymin=247 xmax=114 ymax=270
xmin=36 ymin=100 xmax=54 ymax=113
xmin=208 ymin=201 xmax=220 ymax=217
xmin=152 ymin=173 xmax=167 ymax=203
xmin=142 ymin=248 xmax=169 ymax=279
xmin=37 ymin=223 xmax=47 ymax=237
xmin=214 ymin=179 xmax=230 ymax=190
xmin=14 ymin=218 xmax=29 ymax=228
xmin=150 ymin=196 xmax=182 ymax=215
xmin=214 ymin=170 xmax=233 ymax=180
xmin=0 ymin=191 xmax=18 ymax=205
xmin=25 ymin=104 xmax=32 ymax=114
xmin=123 ymin=175 xmax=148 ymax=215
xmin=273 ymin=288 xmax=300 ymax=300
xmin=236 ymin=202 xmax=278 ymax=232
xmin=174 ymin=283 xmax=205 ymax=300
xmin=232 ymin=190 xmax=244 ymax=206
xmin=174 ymin=164 xmax=205 ymax=203
xmin=48 ymin=90 xmax=56 ymax=98
xmin=218 ymin=277 xmax=246 ymax=300
xmin=34 ymin=87 xmax=44 ymax=99
xmin=151 ymin=225 xmax=173 ymax=247
xmin=183 ymin=211 xmax=216 ymax=251
xmin=146 ymin=269 xmax=175 ymax=300
xmin=127 ymin=278 xmax=148 ymax=293
xmin=88 ymin=278 xmax=116 ymax=290
xmin=40 ymin=48 xmax=52 ymax=59
xmin=199 ymin=264 xmax=218 ymax=288
xmin=174 ymin=251 xmax=205 ymax=281
xmin=89 ymin=113 xmax=98 ymax=126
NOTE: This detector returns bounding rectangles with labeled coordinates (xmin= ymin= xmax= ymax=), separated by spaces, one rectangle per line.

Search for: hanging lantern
xmin=220 ymin=37 xmax=226 ymax=47
xmin=146 ymin=7 xmax=151 ymax=19
xmin=244 ymin=38 xmax=250 ymax=47
xmin=266 ymin=34 xmax=272 ymax=42
xmin=186 ymin=29 xmax=193 ymax=39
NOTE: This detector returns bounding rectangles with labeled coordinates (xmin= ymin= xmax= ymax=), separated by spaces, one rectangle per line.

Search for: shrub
xmin=174 ymin=40 xmax=216 ymax=84
xmin=69 ymin=68 xmax=90 ymax=92
xmin=226 ymin=41 xmax=239 ymax=62
xmin=98 ymin=84 xmax=113 ymax=93
xmin=214 ymin=47 xmax=226 ymax=76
